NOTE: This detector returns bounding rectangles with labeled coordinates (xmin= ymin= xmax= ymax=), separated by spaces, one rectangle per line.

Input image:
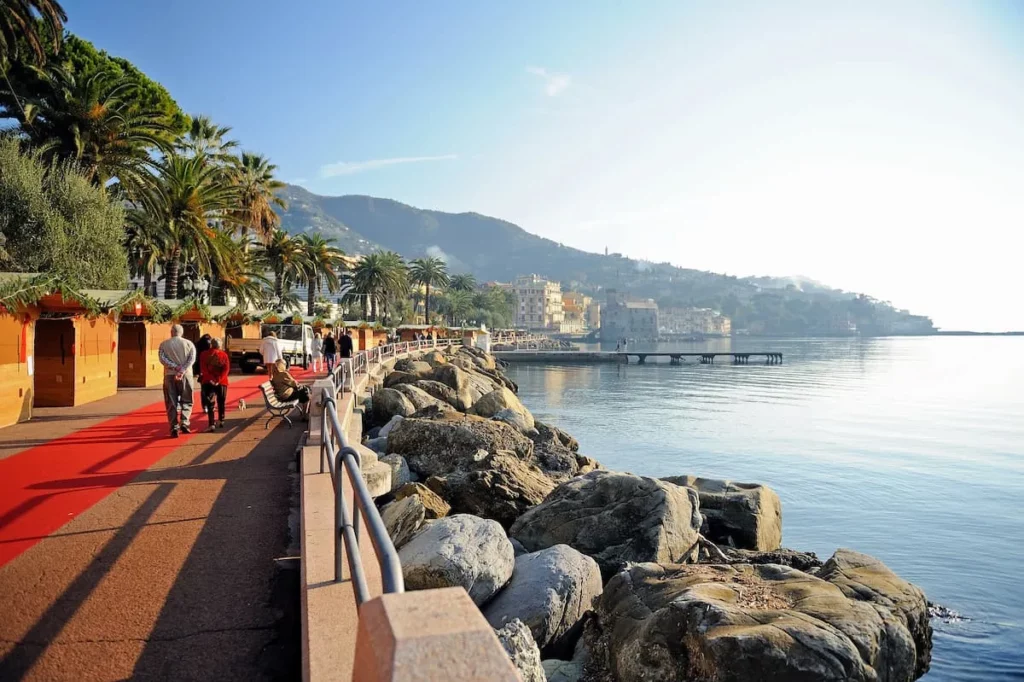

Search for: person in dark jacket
xmin=340 ymin=329 xmax=354 ymax=358
xmin=194 ymin=333 xmax=212 ymax=375
xmin=322 ymin=331 xmax=338 ymax=372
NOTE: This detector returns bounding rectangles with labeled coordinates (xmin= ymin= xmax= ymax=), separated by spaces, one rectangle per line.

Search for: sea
xmin=502 ymin=336 xmax=1024 ymax=681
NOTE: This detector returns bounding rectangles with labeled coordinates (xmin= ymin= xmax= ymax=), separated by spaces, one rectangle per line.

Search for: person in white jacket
xmin=310 ymin=331 xmax=324 ymax=372
xmin=259 ymin=332 xmax=282 ymax=369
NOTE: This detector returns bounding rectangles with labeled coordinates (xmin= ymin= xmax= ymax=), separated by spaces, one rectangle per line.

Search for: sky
xmin=64 ymin=0 xmax=1024 ymax=331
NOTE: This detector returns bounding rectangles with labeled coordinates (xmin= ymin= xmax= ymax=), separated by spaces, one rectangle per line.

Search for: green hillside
xmin=276 ymin=185 xmax=935 ymax=335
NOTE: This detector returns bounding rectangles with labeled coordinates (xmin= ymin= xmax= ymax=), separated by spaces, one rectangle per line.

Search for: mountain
xmin=276 ymin=184 xmax=936 ymax=335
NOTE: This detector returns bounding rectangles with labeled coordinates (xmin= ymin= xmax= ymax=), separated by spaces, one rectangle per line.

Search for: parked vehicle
xmin=227 ymin=323 xmax=313 ymax=373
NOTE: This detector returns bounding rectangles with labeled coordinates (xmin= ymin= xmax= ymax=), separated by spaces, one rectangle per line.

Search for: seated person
xmin=270 ymin=359 xmax=310 ymax=411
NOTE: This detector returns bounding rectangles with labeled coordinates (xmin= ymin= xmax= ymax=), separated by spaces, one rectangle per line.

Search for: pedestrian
xmin=259 ymin=331 xmax=281 ymax=370
xmin=322 ymin=330 xmax=338 ymax=372
xmin=194 ymin=333 xmax=212 ymax=375
xmin=270 ymin=359 xmax=311 ymax=414
xmin=340 ymin=329 xmax=354 ymax=359
xmin=310 ymin=330 xmax=324 ymax=373
xmin=200 ymin=337 xmax=230 ymax=430
xmin=158 ymin=324 xmax=197 ymax=438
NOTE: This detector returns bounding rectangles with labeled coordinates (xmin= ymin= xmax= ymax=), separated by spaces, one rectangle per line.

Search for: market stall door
xmin=117 ymin=322 xmax=147 ymax=387
xmin=33 ymin=319 xmax=75 ymax=407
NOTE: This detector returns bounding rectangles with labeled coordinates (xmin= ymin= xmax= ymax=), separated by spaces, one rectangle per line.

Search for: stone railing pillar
xmin=352 ymin=587 xmax=520 ymax=682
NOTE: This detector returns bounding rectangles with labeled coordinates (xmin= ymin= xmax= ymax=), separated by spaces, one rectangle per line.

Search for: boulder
xmin=364 ymin=436 xmax=388 ymax=454
xmin=495 ymin=619 xmax=545 ymax=682
xmin=586 ymin=555 xmax=931 ymax=682
xmin=471 ymin=387 xmax=535 ymax=430
xmin=398 ymin=514 xmax=515 ymax=606
xmin=370 ymin=388 xmax=416 ymax=424
xmin=383 ymin=370 xmax=421 ymax=389
xmin=421 ymin=350 xmax=448 ymax=367
xmin=426 ymin=452 xmax=556 ymax=529
xmin=380 ymin=494 xmax=425 ymax=548
xmin=394 ymin=358 xmax=434 ymax=377
xmin=533 ymin=421 xmax=579 ymax=452
xmin=387 ymin=413 xmax=534 ymax=478
xmin=458 ymin=346 xmax=497 ymax=371
xmin=510 ymin=470 xmax=702 ymax=578
xmin=818 ymin=549 xmax=932 ymax=678
xmin=411 ymin=380 xmax=462 ymax=410
xmin=378 ymin=415 xmax=404 ymax=438
xmin=662 ymin=475 xmax=782 ymax=551
xmin=430 ymin=364 xmax=475 ymax=410
xmin=391 ymin=383 xmax=455 ymax=413
xmin=492 ymin=408 xmax=538 ymax=437
xmin=485 ymin=545 xmax=602 ymax=656
xmin=409 ymin=404 xmax=453 ymax=420
xmin=380 ymin=454 xmax=412 ymax=491
xmin=510 ymin=537 xmax=528 ymax=557
xmin=720 ymin=547 xmax=822 ymax=572
xmin=394 ymin=482 xmax=450 ymax=518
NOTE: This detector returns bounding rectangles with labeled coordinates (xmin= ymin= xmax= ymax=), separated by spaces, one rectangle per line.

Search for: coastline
xmin=362 ymin=345 xmax=935 ymax=682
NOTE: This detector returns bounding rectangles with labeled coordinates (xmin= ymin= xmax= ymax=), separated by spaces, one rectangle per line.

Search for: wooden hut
xmin=0 ymin=305 xmax=37 ymax=427
xmin=115 ymin=293 xmax=173 ymax=388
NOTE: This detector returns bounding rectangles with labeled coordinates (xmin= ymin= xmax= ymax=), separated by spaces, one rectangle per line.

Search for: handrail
xmin=319 ymin=390 xmax=404 ymax=602
xmin=328 ymin=336 xmax=460 ymax=392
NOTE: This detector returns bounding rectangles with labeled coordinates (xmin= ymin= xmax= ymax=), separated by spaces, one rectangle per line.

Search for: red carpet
xmin=0 ymin=370 xmax=314 ymax=568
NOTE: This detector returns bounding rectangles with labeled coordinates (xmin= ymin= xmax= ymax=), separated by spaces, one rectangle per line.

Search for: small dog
xmin=237 ymin=398 xmax=247 ymax=412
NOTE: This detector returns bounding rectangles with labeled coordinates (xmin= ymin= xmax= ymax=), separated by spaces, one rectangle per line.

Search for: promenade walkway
xmin=0 ymin=370 xmax=311 ymax=681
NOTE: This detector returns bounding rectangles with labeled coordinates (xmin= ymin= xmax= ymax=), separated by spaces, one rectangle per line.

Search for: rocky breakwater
xmin=364 ymin=345 xmax=932 ymax=682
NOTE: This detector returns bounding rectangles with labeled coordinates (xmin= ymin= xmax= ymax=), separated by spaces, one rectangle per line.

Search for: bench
xmin=258 ymin=381 xmax=302 ymax=429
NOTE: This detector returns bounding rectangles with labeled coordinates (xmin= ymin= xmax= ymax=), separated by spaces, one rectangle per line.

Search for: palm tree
xmin=443 ymin=289 xmax=473 ymax=326
xmin=211 ymin=234 xmax=268 ymax=307
xmin=133 ymin=151 xmax=239 ymax=299
xmin=1 ymin=0 xmax=66 ymax=64
xmin=227 ymin=152 xmax=287 ymax=247
xmin=345 ymin=251 xmax=407 ymax=321
xmin=176 ymin=114 xmax=238 ymax=161
xmin=299 ymin=233 xmax=346 ymax=316
xmin=449 ymin=272 xmax=476 ymax=292
xmin=259 ymin=229 xmax=307 ymax=302
xmin=125 ymin=209 xmax=167 ymax=295
xmin=409 ymin=256 xmax=449 ymax=324
xmin=0 ymin=0 xmax=67 ymax=122
xmin=16 ymin=67 xmax=169 ymax=188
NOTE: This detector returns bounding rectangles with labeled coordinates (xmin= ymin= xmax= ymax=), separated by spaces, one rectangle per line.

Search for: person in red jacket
xmin=200 ymin=337 xmax=231 ymax=430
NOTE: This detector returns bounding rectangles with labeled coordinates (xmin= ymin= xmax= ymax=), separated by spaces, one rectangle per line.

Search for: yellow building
xmin=514 ymin=275 xmax=564 ymax=330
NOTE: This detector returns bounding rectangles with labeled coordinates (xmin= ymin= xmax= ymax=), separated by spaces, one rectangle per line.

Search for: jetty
xmin=494 ymin=350 xmax=783 ymax=364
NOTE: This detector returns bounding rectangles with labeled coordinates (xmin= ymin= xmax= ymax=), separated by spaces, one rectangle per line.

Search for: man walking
xmin=340 ymin=329 xmax=354 ymax=359
xmin=159 ymin=324 xmax=197 ymax=438
xmin=322 ymin=330 xmax=338 ymax=372
xmin=259 ymin=331 xmax=281 ymax=370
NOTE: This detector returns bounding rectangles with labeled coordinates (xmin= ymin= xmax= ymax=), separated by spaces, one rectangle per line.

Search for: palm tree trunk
xmin=425 ymin=284 xmax=431 ymax=325
xmin=307 ymin=278 xmax=316 ymax=316
xmin=165 ymin=248 xmax=181 ymax=299
xmin=274 ymin=270 xmax=283 ymax=299
xmin=143 ymin=267 xmax=153 ymax=296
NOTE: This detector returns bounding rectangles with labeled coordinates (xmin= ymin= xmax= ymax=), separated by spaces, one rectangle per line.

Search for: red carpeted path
xmin=0 ymin=370 xmax=313 ymax=568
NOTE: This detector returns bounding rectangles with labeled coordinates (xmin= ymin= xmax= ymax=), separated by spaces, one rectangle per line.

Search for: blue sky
xmin=65 ymin=1 xmax=1024 ymax=330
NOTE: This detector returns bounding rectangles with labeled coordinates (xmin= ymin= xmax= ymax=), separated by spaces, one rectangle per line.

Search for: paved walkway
xmin=0 ymin=370 xmax=313 ymax=681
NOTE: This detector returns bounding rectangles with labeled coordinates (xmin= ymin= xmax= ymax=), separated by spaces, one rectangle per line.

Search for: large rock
xmin=662 ymin=475 xmax=782 ymax=551
xmin=495 ymin=619 xmax=545 ymax=682
xmin=411 ymin=380 xmax=462 ymax=410
xmin=427 ymin=452 xmax=556 ymax=529
xmin=394 ymin=358 xmax=434 ymax=377
xmin=484 ymin=545 xmax=602 ymax=656
xmin=398 ymin=514 xmax=515 ymax=606
xmin=720 ymin=546 xmax=822 ymax=572
xmin=492 ymin=408 xmax=537 ymax=437
xmin=382 ymin=370 xmax=421 ymax=388
xmin=387 ymin=413 xmax=534 ymax=478
xmin=421 ymin=350 xmax=448 ymax=367
xmin=394 ymin=482 xmax=450 ymax=518
xmin=370 ymin=388 xmax=416 ymax=424
xmin=380 ymin=454 xmax=412 ymax=491
xmin=378 ymin=415 xmax=403 ymax=438
xmin=430 ymin=364 xmax=476 ymax=410
xmin=510 ymin=470 xmax=702 ymax=578
xmin=818 ymin=549 xmax=932 ymax=678
xmin=543 ymin=659 xmax=583 ymax=682
xmin=380 ymin=494 xmax=425 ymax=548
xmin=471 ymin=387 xmax=535 ymax=430
xmin=587 ymin=554 xmax=932 ymax=682
xmin=533 ymin=421 xmax=580 ymax=452
xmin=391 ymin=383 xmax=455 ymax=413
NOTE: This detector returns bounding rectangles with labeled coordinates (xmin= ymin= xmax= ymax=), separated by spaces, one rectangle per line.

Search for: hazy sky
xmin=67 ymin=0 xmax=1023 ymax=330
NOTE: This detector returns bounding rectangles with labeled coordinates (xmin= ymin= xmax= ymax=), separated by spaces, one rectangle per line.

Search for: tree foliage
xmin=0 ymin=0 xmax=66 ymax=66
xmin=0 ymin=135 xmax=127 ymax=288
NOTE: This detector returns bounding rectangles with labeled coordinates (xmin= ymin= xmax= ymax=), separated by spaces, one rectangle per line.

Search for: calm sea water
xmin=504 ymin=337 xmax=1024 ymax=681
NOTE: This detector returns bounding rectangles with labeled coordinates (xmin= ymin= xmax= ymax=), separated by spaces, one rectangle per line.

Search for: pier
xmin=494 ymin=351 xmax=783 ymax=364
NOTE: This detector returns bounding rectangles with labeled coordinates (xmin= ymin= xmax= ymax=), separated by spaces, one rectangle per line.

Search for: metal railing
xmin=315 ymin=336 xmax=462 ymax=602
xmin=319 ymin=390 xmax=404 ymax=603
xmin=328 ymin=337 xmax=461 ymax=394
